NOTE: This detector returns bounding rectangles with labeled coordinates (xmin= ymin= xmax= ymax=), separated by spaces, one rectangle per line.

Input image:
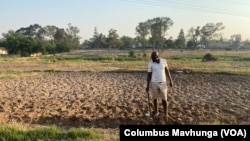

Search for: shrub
xmin=128 ymin=51 xmax=135 ymax=58
xmin=202 ymin=53 xmax=217 ymax=62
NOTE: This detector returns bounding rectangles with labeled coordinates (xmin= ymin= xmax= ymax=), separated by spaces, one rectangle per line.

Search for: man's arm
xmin=146 ymin=72 xmax=152 ymax=92
xmin=165 ymin=66 xmax=173 ymax=87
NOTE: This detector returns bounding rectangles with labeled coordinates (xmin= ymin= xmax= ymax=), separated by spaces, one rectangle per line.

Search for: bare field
xmin=0 ymin=49 xmax=249 ymax=138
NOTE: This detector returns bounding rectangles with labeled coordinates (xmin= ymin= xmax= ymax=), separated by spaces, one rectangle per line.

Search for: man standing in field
xmin=146 ymin=51 xmax=173 ymax=119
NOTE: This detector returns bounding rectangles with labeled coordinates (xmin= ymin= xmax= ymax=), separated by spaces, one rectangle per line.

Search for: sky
xmin=1 ymin=0 xmax=250 ymax=43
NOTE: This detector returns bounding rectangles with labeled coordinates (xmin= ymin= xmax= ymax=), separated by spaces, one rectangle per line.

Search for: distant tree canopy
xmin=175 ymin=29 xmax=186 ymax=48
xmin=1 ymin=23 xmax=80 ymax=57
xmin=148 ymin=17 xmax=174 ymax=51
xmin=1 ymin=18 xmax=249 ymax=56
xmin=186 ymin=22 xmax=225 ymax=48
xmin=135 ymin=17 xmax=174 ymax=51
xmin=136 ymin=22 xmax=150 ymax=47
xmin=86 ymin=17 xmax=174 ymax=50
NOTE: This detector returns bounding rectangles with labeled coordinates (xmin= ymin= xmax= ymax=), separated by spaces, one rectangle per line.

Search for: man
xmin=146 ymin=51 xmax=173 ymax=118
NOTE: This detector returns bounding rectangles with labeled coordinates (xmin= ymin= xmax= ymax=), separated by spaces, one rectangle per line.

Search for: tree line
xmin=0 ymin=17 xmax=249 ymax=57
xmin=0 ymin=23 xmax=80 ymax=57
xmin=86 ymin=17 xmax=249 ymax=50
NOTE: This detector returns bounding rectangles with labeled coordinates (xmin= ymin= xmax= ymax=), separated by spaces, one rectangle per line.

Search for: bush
xmin=202 ymin=53 xmax=217 ymax=62
xmin=128 ymin=51 xmax=135 ymax=58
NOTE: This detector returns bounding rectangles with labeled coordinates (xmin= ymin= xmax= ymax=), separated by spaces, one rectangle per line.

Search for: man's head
xmin=151 ymin=51 xmax=160 ymax=63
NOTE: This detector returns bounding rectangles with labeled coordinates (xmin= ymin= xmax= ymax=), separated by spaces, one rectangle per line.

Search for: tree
xmin=89 ymin=27 xmax=106 ymax=49
xmin=18 ymin=36 xmax=37 ymax=57
xmin=187 ymin=40 xmax=196 ymax=48
xmin=35 ymin=40 xmax=56 ymax=54
xmin=3 ymin=30 xmax=24 ymax=55
xmin=53 ymin=28 xmax=71 ymax=52
xmin=43 ymin=25 xmax=58 ymax=41
xmin=187 ymin=26 xmax=200 ymax=48
xmin=16 ymin=24 xmax=44 ymax=40
xmin=135 ymin=22 xmax=150 ymax=47
xmin=174 ymin=29 xmax=186 ymax=48
xmin=3 ymin=30 xmax=37 ymax=57
xmin=165 ymin=37 xmax=174 ymax=48
xmin=244 ymin=39 xmax=250 ymax=48
xmin=120 ymin=36 xmax=134 ymax=49
xmin=2 ymin=30 xmax=16 ymax=39
xmin=65 ymin=23 xmax=81 ymax=50
xmin=200 ymin=22 xmax=225 ymax=47
xmin=107 ymin=29 xmax=121 ymax=49
xmin=230 ymin=34 xmax=241 ymax=47
xmin=2 ymin=23 xmax=82 ymax=55
xmin=90 ymin=33 xmax=107 ymax=49
xmin=53 ymin=28 xmax=67 ymax=43
xmin=147 ymin=17 xmax=173 ymax=51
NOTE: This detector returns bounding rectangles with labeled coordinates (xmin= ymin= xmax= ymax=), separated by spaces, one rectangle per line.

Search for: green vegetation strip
xmin=1 ymin=49 xmax=250 ymax=75
xmin=0 ymin=125 xmax=111 ymax=141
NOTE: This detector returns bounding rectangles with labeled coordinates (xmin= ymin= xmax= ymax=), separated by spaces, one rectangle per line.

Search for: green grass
xmin=160 ymin=49 xmax=250 ymax=74
xmin=1 ymin=48 xmax=250 ymax=75
xmin=52 ymin=48 xmax=250 ymax=73
xmin=0 ymin=125 xmax=118 ymax=141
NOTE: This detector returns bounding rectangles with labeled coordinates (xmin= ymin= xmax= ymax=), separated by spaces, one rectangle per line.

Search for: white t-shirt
xmin=147 ymin=58 xmax=168 ymax=82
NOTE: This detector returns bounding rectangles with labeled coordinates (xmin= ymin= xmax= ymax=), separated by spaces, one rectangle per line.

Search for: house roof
xmin=0 ymin=47 xmax=7 ymax=50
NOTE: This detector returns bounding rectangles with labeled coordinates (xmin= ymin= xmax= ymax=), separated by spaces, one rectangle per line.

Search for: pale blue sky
xmin=1 ymin=0 xmax=250 ymax=42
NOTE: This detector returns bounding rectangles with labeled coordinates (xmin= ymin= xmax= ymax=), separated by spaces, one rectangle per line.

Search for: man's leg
xmin=162 ymin=99 xmax=168 ymax=117
xmin=153 ymin=99 xmax=158 ymax=116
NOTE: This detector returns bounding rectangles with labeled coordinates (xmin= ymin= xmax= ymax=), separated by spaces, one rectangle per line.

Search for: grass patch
xmin=1 ymin=49 xmax=250 ymax=75
xmin=0 ymin=125 xmax=117 ymax=141
xmin=0 ymin=70 xmax=38 ymax=79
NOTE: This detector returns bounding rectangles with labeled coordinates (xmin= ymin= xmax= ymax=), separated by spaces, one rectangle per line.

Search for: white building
xmin=0 ymin=47 xmax=7 ymax=55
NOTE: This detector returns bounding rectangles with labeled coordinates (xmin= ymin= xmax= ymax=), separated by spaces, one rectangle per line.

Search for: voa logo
xmin=221 ymin=129 xmax=245 ymax=137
